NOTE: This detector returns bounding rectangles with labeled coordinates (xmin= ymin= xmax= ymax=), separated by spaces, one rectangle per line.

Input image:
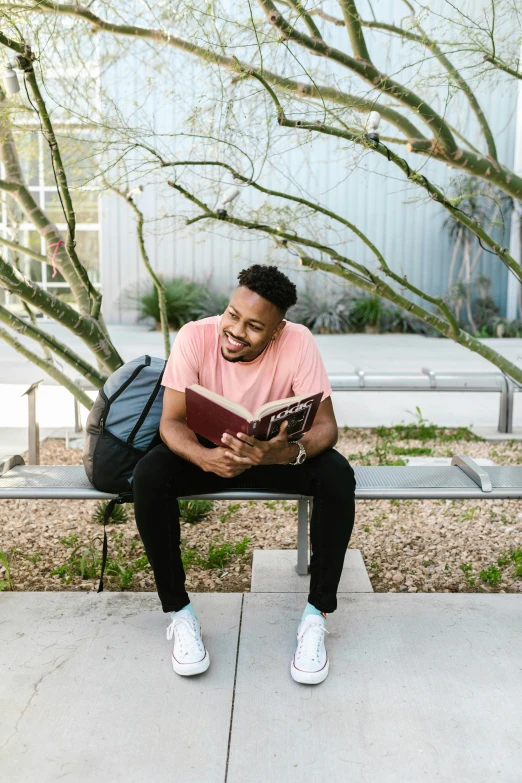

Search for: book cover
xmin=185 ymin=387 xmax=322 ymax=446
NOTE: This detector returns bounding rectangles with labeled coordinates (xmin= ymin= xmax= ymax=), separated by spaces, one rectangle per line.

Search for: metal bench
xmin=2 ymin=454 xmax=522 ymax=576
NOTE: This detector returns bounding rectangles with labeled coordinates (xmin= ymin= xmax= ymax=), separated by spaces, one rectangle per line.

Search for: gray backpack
xmin=82 ymin=355 xmax=166 ymax=590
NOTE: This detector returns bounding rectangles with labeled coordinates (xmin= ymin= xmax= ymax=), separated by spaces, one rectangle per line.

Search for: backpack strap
xmin=97 ymin=493 xmax=133 ymax=593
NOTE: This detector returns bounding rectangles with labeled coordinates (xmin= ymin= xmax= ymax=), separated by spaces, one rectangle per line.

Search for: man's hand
xmin=201 ymin=445 xmax=254 ymax=478
xmin=219 ymin=420 xmax=298 ymax=467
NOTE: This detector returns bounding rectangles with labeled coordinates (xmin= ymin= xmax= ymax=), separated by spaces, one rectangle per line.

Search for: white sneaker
xmin=166 ymin=610 xmax=210 ymax=676
xmin=291 ymin=615 xmax=330 ymax=685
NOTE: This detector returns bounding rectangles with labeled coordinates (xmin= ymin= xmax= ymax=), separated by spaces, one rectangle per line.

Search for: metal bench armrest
xmin=452 ymin=454 xmax=492 ymax=493
xmin=0 ymin=455 xmax=25 ymax=476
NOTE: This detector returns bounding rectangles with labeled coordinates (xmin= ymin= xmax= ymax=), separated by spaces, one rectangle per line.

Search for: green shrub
xmin=179 ymin=499 xmax=214 ymax=523
xmin=92 ymin=501 xmax=129 ymax=525
xmin=348 ymin=294 xmax=383 ymax=331
xmin=193 ymin=288 xmax=230 ymax=320
xmin=121 ymin=276 xmax=205 ymax=329
xmin=286 ymin=285 xmax=352 ymax=334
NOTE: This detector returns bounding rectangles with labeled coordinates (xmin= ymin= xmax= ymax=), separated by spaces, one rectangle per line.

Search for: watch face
xmin=297 ymin=449 xmax=306 ymax=464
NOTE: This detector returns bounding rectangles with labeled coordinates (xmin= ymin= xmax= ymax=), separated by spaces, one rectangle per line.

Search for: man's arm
xmin=288 ymin=396 xmax=338 ymax=462
xmin=159 ymin=387 xmax=211 ymax=466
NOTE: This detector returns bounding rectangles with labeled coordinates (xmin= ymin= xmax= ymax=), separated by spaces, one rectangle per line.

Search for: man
xmin=133 ymin=264 xmax=356 ymax=685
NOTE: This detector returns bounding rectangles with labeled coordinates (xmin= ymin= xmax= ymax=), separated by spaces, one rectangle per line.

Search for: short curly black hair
xmin=237 ymin=264 xmax=297 ymax=314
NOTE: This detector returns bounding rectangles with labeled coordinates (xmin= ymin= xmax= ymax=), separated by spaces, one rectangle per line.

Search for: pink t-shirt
xmin=162 ymin=314 xmax=332 ymax=413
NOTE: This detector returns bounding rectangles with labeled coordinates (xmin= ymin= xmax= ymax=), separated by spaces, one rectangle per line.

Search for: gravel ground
xmin=1 ymin=427 xmax=521 ymax=597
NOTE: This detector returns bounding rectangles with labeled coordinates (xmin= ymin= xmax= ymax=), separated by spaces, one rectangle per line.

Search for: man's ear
xmin=273 ymin=319 xmax=287 ymax=339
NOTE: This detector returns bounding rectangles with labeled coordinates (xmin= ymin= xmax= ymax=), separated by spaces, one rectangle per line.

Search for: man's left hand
xmin=221 ymin=420 xmax=298 ymax=467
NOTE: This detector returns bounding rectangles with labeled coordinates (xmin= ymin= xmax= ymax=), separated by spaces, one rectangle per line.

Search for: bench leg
xmin=296 ymin=498 xmax=309 ymax=575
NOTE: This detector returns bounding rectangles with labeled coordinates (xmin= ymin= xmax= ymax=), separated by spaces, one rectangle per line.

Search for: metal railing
xmin=328 ymin=368 xmax=520 ymax=433
xmin=34 ymin=367 xmax=522 ymax=458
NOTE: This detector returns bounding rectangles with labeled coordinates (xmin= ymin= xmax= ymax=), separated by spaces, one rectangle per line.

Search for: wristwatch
xmin=289 ymin=441 xmax=307 ymax=466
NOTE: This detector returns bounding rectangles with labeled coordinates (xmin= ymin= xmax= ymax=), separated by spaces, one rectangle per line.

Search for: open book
xmin=185 ymin=384 xmax=323 ymax=446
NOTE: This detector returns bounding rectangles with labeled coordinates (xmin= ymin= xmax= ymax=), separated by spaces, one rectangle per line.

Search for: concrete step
xmin=251 ymin=548 xmax=373 ymax=593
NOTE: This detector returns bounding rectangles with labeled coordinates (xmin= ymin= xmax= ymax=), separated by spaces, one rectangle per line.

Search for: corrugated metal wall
xmin=98 ymin=0 xmax=517 ymax=324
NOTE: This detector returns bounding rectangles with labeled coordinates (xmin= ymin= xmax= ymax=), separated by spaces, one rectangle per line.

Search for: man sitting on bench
xmin=133 ymin=263 xmax=356 ymax=685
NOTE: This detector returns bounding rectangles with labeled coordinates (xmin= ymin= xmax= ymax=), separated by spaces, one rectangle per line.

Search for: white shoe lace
xmin=296 ymin=619 xmax=329 ymax=664
xmin=166 ymin=616 xmax=204 ymax=659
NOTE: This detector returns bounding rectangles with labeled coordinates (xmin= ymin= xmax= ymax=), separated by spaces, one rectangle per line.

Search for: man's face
xmin=220 ymin=286 xmax=286 ymax=363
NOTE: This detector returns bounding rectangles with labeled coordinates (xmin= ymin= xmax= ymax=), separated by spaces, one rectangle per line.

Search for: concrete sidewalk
xmin=1 ymin=591 xmax=521 ymax=782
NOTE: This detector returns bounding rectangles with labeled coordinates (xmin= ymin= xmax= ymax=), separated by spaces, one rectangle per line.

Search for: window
xmin=1 ymin=131 xmax=100 ymax=317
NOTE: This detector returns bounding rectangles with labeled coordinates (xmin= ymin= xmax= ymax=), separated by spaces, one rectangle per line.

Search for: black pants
xmin=132 ymin=437 xmax=356 ymax=614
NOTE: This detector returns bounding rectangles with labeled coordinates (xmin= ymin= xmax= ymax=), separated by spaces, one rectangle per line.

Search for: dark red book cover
xmin=185 ymin=387 xmax=323 ymax=446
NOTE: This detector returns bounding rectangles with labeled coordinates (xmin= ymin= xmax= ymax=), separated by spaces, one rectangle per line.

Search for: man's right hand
xmin=201 ymin=446 xmax=253 ymax=478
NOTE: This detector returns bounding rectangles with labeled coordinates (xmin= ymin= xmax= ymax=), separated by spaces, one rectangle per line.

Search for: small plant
xmin=375 ymin=414 xmax=480 ymax=443
xmin=264 ymin=500 xmax=277 ymax=510
xmin=181 ymin=543 xmax=199 ymax=570
xmin=363 ymin=526 xmax=370 ymax=533
xmin=61 ymin=534 xmax=79 ymax=546
xmin=234 ymin=537 xmax=251 ymax=555
xmin=198 ymin=537 xmax=251 ymax=570
xmin=219 ymin=502 xmax=241 ymax=524
xmin=179 ymin=498 xmax=214 ymax=524
xmin=511 ymin=548 xmax=522 ymax=577
xmin=460 ymin=562 xmax=476 ymax=587
xmin=0 ymin=547 xmax=17 ymax=591
xmin=480 ymin=564 xmax=502 ymax=587
xmin=92 ymin=501 xmax=129 ymax=525
xmin=459 ymin=507 xmax=478 ymax=522
xmin=51 ymin=535 xmax=152 ymax=589
xmin=390 ymin=446 xmax=433 ymax=456
xmin=51 ymin=537 xmax=102 ymax=584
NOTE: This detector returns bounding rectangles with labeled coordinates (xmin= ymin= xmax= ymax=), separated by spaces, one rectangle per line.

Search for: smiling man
xmin=133 ymin=264 xmax=356 ymax=685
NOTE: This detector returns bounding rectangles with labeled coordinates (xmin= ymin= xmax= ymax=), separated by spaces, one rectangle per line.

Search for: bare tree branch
xmin=337 ymin=0 xmax=371 ymax=61
xmin=256 ymin=0 xmax=459 ymax=154
xmin=108 ymin=183 xmax=171 ymax=358
xmin=239 ymin=64 xmax=522 ymax=277
xmin=0 ymin=255 xmax=122 ymax=371
xmin=0 ymin=322 xmax=95 ymax=408
xmin=0 ymin=304 xmax=106 ymax=387
xmin=359 ymin=18 xmax=498 ymax=159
